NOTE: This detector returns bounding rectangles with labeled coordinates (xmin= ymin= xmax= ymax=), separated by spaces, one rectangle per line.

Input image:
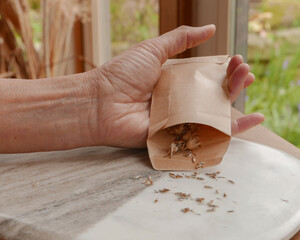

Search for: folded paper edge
xmin=164 ymin=55 xmax=230 ymax=67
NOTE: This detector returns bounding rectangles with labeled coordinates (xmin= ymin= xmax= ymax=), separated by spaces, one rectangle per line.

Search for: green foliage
xmin=246 ymin=45 xmax=300 ymax=148
xmin=110 ymin=0 xmax=158 ymax=55
xmin=28 ymin=0 xmax=40 ymax=10
xmin=260 ymin=0 xmax=300 ymax=30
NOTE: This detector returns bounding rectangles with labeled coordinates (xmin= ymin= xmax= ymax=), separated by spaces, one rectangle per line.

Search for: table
xmin=0 ymin=108 xmax=299 ymax=240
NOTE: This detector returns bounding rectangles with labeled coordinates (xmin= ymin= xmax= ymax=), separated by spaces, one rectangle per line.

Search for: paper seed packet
xmin=147 ymin=55 xmax=231 ymax=170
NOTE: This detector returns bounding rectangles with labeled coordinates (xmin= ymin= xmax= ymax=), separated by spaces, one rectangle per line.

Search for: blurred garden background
xmin=247 ymin=0 xmax=300 ymax=148
xmin=0 ymin=0 xmax=299 ymax=148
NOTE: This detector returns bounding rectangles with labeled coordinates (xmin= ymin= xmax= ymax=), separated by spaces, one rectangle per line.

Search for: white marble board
xmin=78 ymin=138 xmax=300 ymax=240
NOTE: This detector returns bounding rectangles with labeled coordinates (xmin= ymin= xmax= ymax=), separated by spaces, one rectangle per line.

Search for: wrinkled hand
xmin=92 ymin=25 xmax=264 ymax=148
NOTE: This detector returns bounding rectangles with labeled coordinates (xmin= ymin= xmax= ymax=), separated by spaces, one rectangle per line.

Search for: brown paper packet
xmin=147 ymin=55 xmax=231 ymax=170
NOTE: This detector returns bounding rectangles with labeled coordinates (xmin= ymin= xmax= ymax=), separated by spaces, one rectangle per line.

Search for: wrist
xmin=81 ymin=67 xmax=108 ymax=147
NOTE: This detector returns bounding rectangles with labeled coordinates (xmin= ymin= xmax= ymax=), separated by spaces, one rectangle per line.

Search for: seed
xmin=205 ymin=173 xmax=217 ymax=179
xmin=185 ymin=150 xmax=193 ymax=157
xmin=167 ymin=124 xmax=186 ymax=136
xmin=227 ymin=210 xmax=234 ymax=213
xmin=206 ymin=208 xmax=215 ymax=212
xmin=281 ymin=199 xmax=289 ymax=202
xmin=154 ymin=199 xmax=158 ymax=203
xmin=192 ymin=157 xmax=196 ymax=163
xmin=175 ymin=192 xmax=191 ymax=200
xmin=142 ymin=176 xmax=153 ymax=186
xmin=195 ymin=161 xmax=205 ymax=169
xmin=185 ymin=134 xmax=201 ymax=150
xmin=181 ymin=207 xmax=192 ymax=213
xmin=215 ymin=190 xmax=219 ymax=194
xmin=195 ymin=197 xmax=205 ymax=203
xmin=169 ymin=173 xmax=183 ymax=179
xmin=169 ymin=173 xmax=176 ymax=178
xmin=204 ymin=185 xmax=213 ymax=189
xmin=207 ymin=201 xmax=218 ymax=208
xmin=158 ymin=188 xmax=170 ymax=193
xmin=166 ymin=124 xmax=201 ymax=159
xmin=196 ymin=177 xmax=204 ymax=180
xmin=223 ymin=193 xmax=227 ymax=198
xmin=133 ymin=175 xmax=141 ymax=179
xmin=227 ymin=179 xmax=235 ymax=184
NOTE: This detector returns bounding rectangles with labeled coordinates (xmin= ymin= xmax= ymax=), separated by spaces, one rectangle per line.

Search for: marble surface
xmin=0 ymin=138 xmax=299 ymax=240
xmin=0 ymin=147 xmax=161 ymax=239
xmin=78 ymin=139 xmax=300 ymax=240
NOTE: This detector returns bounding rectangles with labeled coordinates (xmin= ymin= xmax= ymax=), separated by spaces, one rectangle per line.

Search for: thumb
xmin=145 ymin=25 xmax=216 ymax=64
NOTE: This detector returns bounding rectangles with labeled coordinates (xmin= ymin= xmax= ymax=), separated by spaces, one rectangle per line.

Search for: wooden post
xmin=73 ymin=20 xmax=84 ymax=73
xmin=159 ymin=0 xmax=195 ymax=58
xmin=91 ymin=0 xmax=111 ymax=66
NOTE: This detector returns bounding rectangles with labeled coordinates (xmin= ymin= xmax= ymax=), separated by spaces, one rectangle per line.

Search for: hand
xmin=226 ymin=54 xmax=264 ymax=135
xmin=92 ymin=25 xmax=264 ymax=148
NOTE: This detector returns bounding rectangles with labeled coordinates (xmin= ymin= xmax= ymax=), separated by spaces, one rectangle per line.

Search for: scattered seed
xmin=158 ymin=188 xmax=170 ymax=193
xmin=186 ymin=151 xmax=193 ymax=157
xmin=175 ymin=192 xmax=191 ymax=200
xmin=205 ymin=173 xmax=216 ymax=179
xmin=195 ymin=197 xmax=205 ymax=203
xmin=204 ymin=185 xmax=213 ymax=189
xmin=215 ymin=190 xmax=219 ymax=194
xmin=169 ymin=173 xmax=183 ymax=179
xmin=181 ymin=207 xmax=192 ymax=213
xmin=223 ymin=193 xmax=227 ymax=198
xmin=227 ymin=210 xmax=234 ymax=213
xmin=195 ymin=161 xmax=205 ymax=169
xmin=207 ymin=202 xmax=219 ymax=208
xmin=281 ymin=199 xmax=289 ymax=202
xmin=192 ymin=157 xmax=196 ymax=163
xmin=169 ymin=173 xmax=176 ymax=178
xmin=227 ymin=179 xmax=235 ymax=184
xmin=181 ymin=208 xmax=201 ymax=215
xmin=196 ymin=177 xmax=204 ymax=180
xmin=142 ymin=176 xmax=153 ymax=186
xmin=133 ymin=176 xmax=141 ymax=180
xmin=154 ymin=199 xmax=158 ymax=203
xmin=206 ymin=208 xmax=215 ymax=212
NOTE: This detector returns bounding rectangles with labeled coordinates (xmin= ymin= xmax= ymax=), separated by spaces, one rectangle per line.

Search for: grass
xmin=246 ymin=44 xmax=300 ymax=148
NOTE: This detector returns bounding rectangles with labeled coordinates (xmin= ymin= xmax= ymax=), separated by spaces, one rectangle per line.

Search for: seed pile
xmin=166 ymin=124 xmax=204 ymax=168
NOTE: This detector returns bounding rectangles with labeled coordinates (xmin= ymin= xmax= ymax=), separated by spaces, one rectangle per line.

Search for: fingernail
xmin=207 ymin=24 xmax=216 ymax=29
